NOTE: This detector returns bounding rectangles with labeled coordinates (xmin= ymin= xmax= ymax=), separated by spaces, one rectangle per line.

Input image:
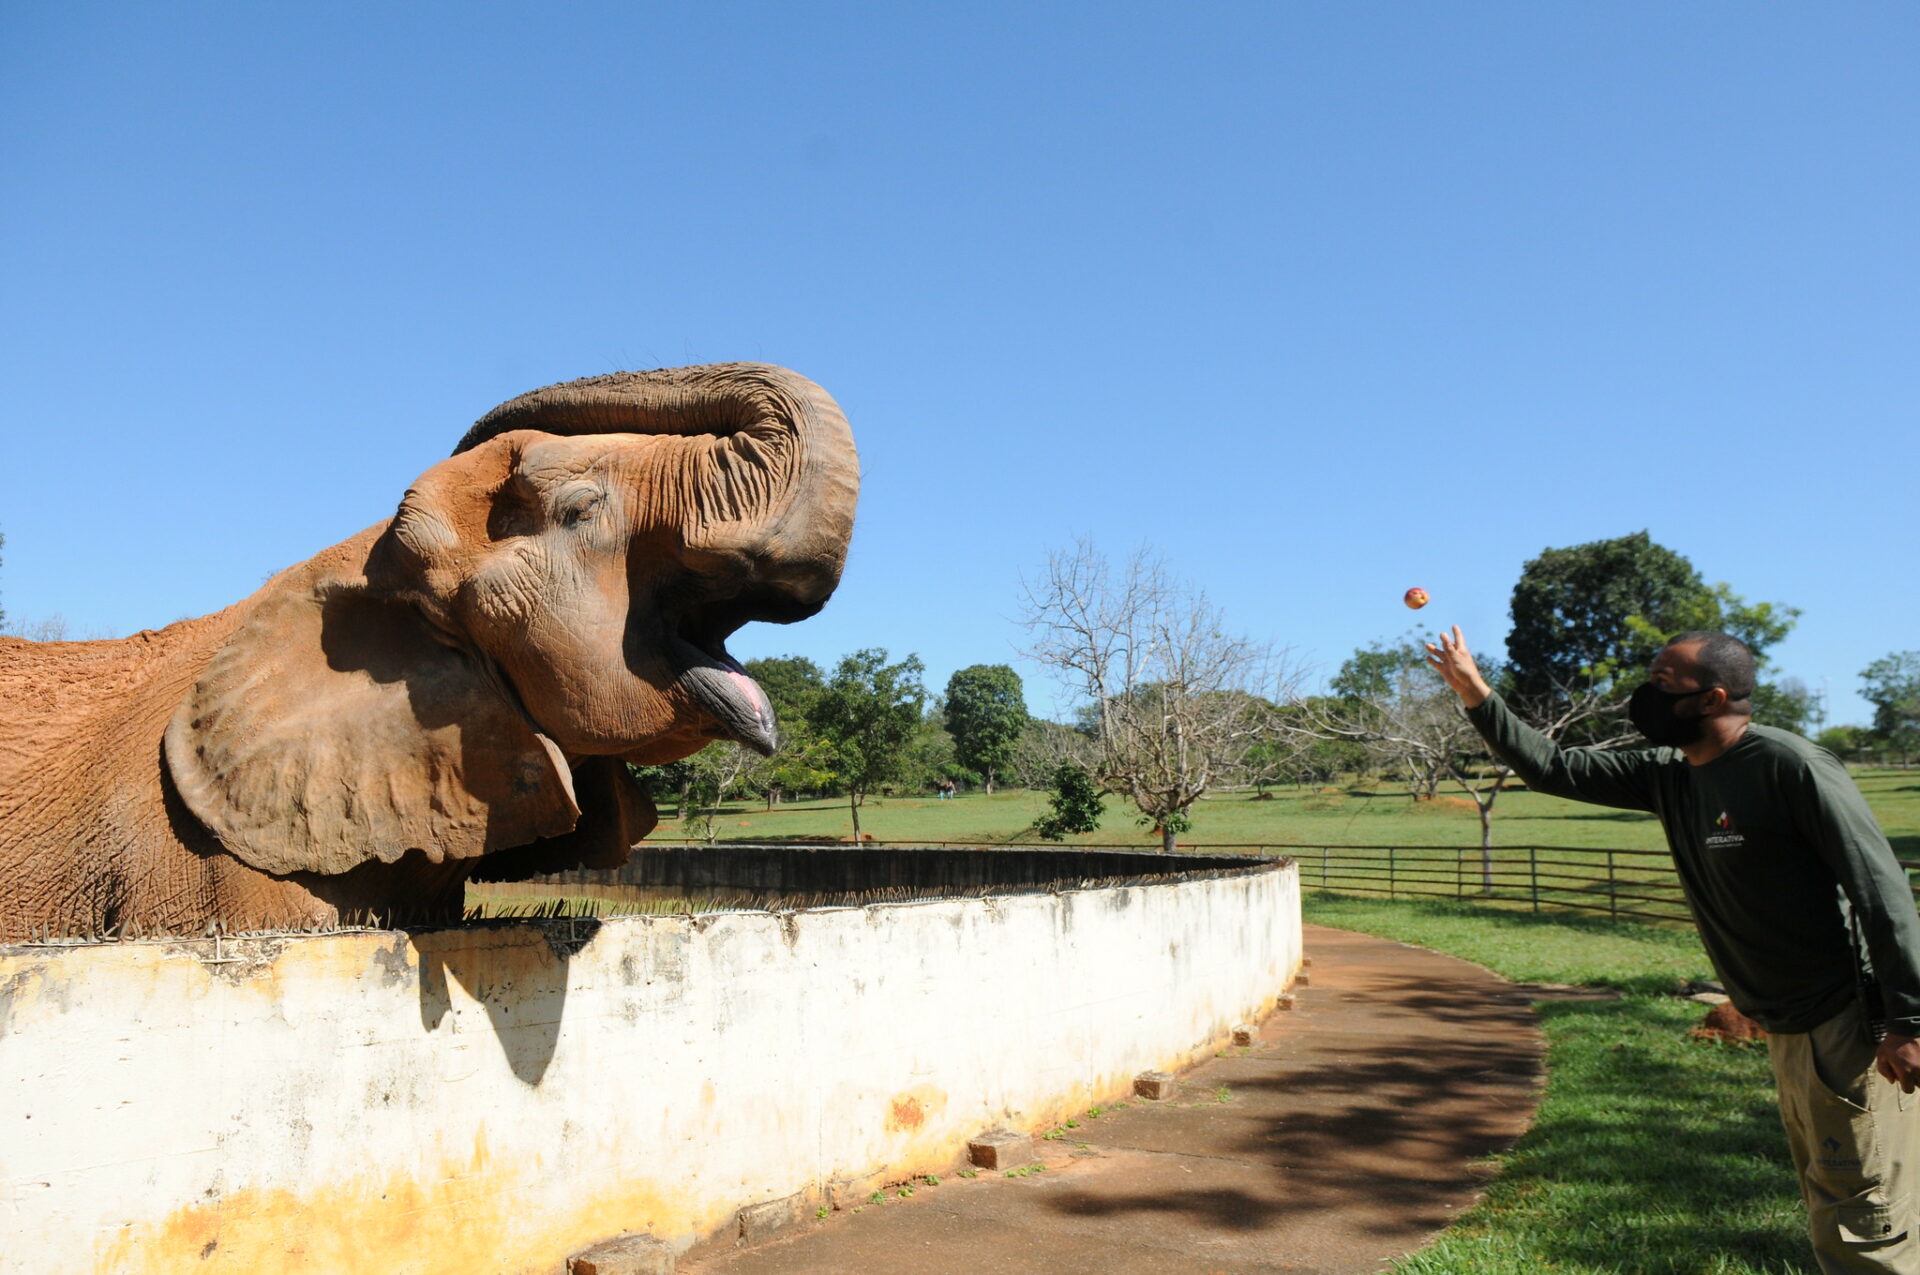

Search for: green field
xmin=651 ymin=768 xmax=1920 ymax=859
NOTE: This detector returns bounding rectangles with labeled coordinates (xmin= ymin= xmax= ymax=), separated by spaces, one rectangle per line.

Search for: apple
xmin=1404 ymin=587 xmax=1430 ymax=610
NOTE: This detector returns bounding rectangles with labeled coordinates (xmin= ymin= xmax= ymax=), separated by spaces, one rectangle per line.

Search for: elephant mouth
xmin=671 ymin=608 xmax=778 ymax=757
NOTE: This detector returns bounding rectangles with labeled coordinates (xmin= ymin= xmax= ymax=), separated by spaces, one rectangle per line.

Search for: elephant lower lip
xmin=676 ymin=643 xmax=778 ymax=755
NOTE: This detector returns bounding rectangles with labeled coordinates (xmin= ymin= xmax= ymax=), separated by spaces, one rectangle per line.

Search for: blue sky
xmin=2 ymin=3 xmax=1914 ymax=727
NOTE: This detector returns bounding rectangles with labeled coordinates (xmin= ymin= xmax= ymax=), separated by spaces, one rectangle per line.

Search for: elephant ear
xmin=164 ymin=545 xmax=584 ymax=878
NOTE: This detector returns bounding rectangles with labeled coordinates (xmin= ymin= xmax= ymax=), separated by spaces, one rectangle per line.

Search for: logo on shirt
xmin=1705 ymin=810 xmax=1745 ymax=849
xmin=1818 ymin=1135 xmax=1862 ymax=1168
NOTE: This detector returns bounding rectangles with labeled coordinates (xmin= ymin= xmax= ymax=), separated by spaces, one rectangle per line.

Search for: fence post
xmin=1389 ymin=845 xmax=1397 ymax=901
xmin=1608 ymin=850 xmax=1617 ymax=921
xmin=1457 ymin=850 xmax=1464 ymax=901
xmin=1529 ymin=845 xmax=1540 ymax=913
xmin=1322 ymin=845 xmax=1329 ymax=891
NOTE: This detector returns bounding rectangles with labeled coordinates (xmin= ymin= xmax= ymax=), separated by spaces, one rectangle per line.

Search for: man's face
xmin=1648 ymin=641 xmax=1710 ymax=693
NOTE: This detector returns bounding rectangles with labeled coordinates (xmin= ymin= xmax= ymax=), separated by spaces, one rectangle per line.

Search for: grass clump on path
xmin=1306 ymin=893 xmax=1814 ymax=1275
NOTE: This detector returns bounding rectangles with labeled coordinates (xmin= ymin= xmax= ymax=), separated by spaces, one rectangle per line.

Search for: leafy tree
xmin=903 ymin=708 xmax=975 ymax=793
xmin=1507 ymin=533 xmax=1799 ymax=740
xmin=1033 ymin=764 xmax=1106 ymax=841
xmin=1750 ymin=677 xmax=1817 ymax=736
xmin=673 ymin=742 xmax=756 ymax=843
xmin=1817 ymin=725 xmax=1870 ymax=760
xmin=1506 ymin=531 xmax=1704 ymax=702
xmin=809 ymin=648 xmax=928 ymax=840
xmin=1861 ymin=651 xmax=1920 ymax=763
xmin=747 ymin=655 xmax=826 ymax=720
xmin=943 ymin=664 xmax=1028 ymax=794
xmin=742 ymin=655 xmax=834 ymax=806
xmin=1330 ymin=642 xmax=1417 ymax=703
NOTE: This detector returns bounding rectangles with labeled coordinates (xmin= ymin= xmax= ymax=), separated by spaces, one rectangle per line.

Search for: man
xmin=1427 ymin=625 xmax=1920 ymax=1274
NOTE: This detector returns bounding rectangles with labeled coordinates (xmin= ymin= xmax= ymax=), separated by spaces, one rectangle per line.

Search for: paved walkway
xmin=683 ymin=925 xmax=1548 ymax=1274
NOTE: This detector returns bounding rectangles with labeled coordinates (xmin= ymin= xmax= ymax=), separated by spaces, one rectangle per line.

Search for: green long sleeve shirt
xmin=1466 ymin=693 xmax=1920 ymax=1036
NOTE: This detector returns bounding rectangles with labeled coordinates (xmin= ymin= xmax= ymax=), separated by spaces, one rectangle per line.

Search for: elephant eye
xmin=561 ymin=491 xmax=604 ymax=527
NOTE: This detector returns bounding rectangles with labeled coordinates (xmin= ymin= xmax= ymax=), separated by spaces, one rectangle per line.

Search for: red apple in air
xmin=1404 ymin=587 xmax=1430 ymax=610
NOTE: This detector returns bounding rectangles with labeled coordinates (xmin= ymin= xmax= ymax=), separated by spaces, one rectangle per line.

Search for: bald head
xmin=1664 ymin=631 xmax=1757 ymax=715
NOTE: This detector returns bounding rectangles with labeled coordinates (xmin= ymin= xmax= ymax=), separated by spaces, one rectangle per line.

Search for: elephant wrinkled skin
xmin=0 ymin=363 xmax=858 ymax=941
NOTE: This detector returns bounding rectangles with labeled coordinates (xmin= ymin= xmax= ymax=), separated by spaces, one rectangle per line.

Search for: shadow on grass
xmin=1463 ymin=996 xmax=1810 ymax=1273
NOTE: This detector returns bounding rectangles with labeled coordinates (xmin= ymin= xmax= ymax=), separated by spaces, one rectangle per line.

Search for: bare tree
xmin=1020 ymin=540 xmax=1292 ymax=851
xmin=1289 ymin=652 xmax=1633 ymax=884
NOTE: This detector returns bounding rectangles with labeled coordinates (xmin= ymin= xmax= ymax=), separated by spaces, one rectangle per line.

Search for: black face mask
xmin=1628 ymin=682 xmax=1715 ymax=747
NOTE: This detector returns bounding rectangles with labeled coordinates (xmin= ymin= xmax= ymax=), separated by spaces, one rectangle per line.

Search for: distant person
xmin=1428 ymin=625 xmax=1920 ymax=1274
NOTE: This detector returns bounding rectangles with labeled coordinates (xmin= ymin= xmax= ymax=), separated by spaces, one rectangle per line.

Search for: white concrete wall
xmin=0 ymin=863 xmax=1300 ymax=1274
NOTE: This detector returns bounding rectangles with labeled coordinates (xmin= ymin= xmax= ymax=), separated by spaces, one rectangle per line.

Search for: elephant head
xmin=162 ymin=363 xmax=857 ymax=886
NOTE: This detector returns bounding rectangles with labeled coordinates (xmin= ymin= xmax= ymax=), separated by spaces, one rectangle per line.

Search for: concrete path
xmin=682 ymin=924 xmax=1546 ymax=1275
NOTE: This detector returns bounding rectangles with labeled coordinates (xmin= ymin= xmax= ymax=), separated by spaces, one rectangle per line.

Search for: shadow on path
xmin=688 ymin=925 xmax=1547 ymax=1275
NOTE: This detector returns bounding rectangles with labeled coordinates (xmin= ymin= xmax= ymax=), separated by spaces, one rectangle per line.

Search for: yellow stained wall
xmin=0 ymin=867 xmax=1301 ymax=1273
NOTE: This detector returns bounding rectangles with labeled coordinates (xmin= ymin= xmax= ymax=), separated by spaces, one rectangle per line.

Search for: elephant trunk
xmin=455 ymin=363 xmax=859 ymax=607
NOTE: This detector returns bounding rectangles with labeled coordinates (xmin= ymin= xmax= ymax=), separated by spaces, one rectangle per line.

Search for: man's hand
xmin=1876 ymin=1033 xmax=1920 ymax=1091
xmin=1424 ymin=625 xmax=1493 ymax=709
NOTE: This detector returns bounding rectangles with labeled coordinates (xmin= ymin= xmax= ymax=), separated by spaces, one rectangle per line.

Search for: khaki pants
xmin=1770 ymin=1000 xmax=1920 ymax=1273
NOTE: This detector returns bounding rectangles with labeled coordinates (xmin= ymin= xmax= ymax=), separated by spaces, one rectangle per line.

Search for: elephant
xmin=0 ymin=363 xmax=858 ymax=942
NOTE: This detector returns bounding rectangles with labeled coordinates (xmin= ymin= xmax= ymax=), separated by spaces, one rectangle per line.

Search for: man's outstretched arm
xmin=1425 ymin=626 xmax=1657 ymax=812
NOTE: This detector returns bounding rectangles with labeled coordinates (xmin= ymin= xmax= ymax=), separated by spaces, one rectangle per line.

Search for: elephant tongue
xmin=721 ymin=658 xmax=773 ymax=731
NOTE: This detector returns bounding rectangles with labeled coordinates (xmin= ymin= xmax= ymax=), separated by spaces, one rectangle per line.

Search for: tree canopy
xmin=1505 ymin=531 xmax=1705 ymax=699
xmin=943 ymin=664 xmax=1028 ymax=794
xmin=1861 ymin=651 xmax=1920 ymax=762
xmin=809 ymin=648 xmax=928 ymax=839
xmin=1505 ymin=531 xmax=1798 ymax=738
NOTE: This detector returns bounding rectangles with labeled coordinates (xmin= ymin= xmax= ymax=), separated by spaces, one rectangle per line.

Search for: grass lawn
xmin=1306 ymin=894 xmax=1813 ymax=1274
xmin=652 ymin=767 xmax=1920 ymax=860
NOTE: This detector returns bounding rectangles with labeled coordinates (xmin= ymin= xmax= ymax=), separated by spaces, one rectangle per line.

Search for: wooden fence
xmin=637 ymin=839 xmax=1920 ymax=928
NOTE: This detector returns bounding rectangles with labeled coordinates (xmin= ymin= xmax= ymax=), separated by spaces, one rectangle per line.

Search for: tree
xmin=1818 ymin=725 xmax=1870 ymax=761
xmin=1020 ymin=540 xmax=1291 ymax=852
xmin=675 ymin=742 xmax=756 ymax=843
xmin=1506 ymin=531 xmax=1704 ymax=703
xmin=1009 ymin=717 xmax=1096 ymax=789
xmin=1507 ymin=533 xmax=1799 ymax=741
xmin=1861 ymin=651 xmax=1920 ymax=764
xmin=1032 ymin=764 xmax=1106 ymax=841
xmin=742 ymin=655 xmax=834 ymax=807
xmin=1292 ymin=637 xmax=1631 ymax=877
xmin=1751 ymin=677 xmax=1817 ymax=736
xmin=809 ymin=648 xmax=928 ymax=841
xmin=943 ymin=665 xmax=1028 ymax=794
xmin=904 ymin=708 xmax=972 ymax=793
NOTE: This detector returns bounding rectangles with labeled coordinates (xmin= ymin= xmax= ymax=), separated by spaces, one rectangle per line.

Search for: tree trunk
xmin=1161 ymin=823 xmax=1176 ymax=853
xmin=984 ymin=768 xmax=995 ymax=796
xmin=849 ymin=791 xmax=862 ymax=841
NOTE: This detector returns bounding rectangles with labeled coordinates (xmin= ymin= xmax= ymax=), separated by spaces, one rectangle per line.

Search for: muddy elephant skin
xmin=0 ymin=363 xmax=858 ymax=941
